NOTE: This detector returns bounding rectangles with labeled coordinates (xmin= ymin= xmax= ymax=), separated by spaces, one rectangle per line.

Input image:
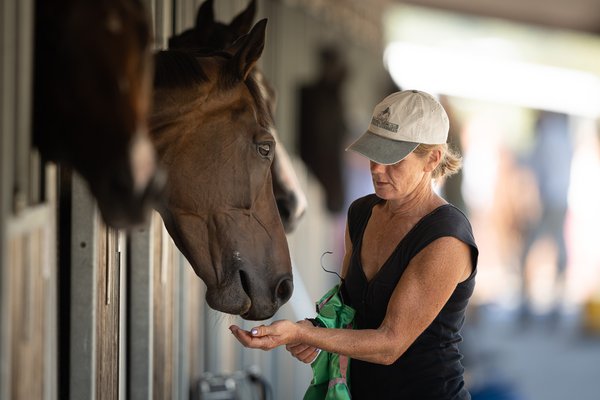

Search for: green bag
xmin=303 ymin=284 xmax=355 ymax=400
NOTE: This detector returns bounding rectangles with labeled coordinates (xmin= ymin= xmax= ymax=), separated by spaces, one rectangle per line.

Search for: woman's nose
xmin=370 ymin=160 xmax=386 ymax=173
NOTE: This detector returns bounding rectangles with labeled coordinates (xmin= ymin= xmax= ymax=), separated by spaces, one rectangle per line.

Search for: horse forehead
xmin=152 ymin=87 xmax=260 ymax=142
xmin=218 ymin=86 xmax=257 ymax=113
xmin=202 ymin=77 xmax=262 ymax=120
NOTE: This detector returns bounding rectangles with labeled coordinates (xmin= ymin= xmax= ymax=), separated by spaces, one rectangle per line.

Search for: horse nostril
xmin=239 ymin=269 xmax=251 ymax=297
xmin=275 ymin=277 xmax=293 ymax=304
xmin=276 ymin=198 xmax=291 ymax=221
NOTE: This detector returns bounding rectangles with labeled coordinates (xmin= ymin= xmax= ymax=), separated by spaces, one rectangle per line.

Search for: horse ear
xmin=195 ymin=0 xmax=215 ymax=29
xmin=228 ymin=18 xmax=266 ymax=81
xmin=228 ymin=0 xmax=256 ymax=38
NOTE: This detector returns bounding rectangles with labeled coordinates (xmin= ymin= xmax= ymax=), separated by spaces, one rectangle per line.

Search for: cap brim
xmin=346 ymin=130 xmax=419 ymax=165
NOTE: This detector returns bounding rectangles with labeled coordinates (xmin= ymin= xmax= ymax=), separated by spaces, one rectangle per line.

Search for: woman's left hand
xmin=229 ymin=320 xmax=299 ymax=350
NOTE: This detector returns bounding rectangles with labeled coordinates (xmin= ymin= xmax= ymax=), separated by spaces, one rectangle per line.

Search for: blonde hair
xmin=413 ymin=143 xmax=462 ymax=180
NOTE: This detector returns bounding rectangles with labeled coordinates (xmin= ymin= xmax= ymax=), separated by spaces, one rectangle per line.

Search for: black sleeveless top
xmin=343 ymin=194 xmax=478 ymax=400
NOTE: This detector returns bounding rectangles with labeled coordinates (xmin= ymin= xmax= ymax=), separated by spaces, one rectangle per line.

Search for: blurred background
xmin=2 ymin=0 xmax=600 ymax=399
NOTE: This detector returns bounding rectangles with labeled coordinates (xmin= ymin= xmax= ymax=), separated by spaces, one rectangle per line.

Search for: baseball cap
xmin=346 ymin=90 xmax=449 ymax=165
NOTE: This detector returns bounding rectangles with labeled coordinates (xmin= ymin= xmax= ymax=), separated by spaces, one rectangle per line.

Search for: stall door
xmin=69 ymin=174 xmax=127 ymax=400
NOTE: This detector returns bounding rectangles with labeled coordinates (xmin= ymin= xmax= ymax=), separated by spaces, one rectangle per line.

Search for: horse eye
xmin=257 ymin=142 xmax=272 ymax=158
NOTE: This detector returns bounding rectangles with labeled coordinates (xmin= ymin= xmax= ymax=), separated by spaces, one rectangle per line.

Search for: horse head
xmin=34 ymin=0 xmax=164 ymax=228
xmin=168 ymin=0 xmax=307 ymax=233
xmin=151 ymin=20 xmax=293 ymax=320
xmin=168 ymin=0 xmax=256 ymax=51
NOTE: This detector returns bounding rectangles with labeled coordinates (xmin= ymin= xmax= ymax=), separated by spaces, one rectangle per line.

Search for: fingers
xmin=296 ymin=346 xmax=320 ymax=363
xmin=229 ymin=325 xmax=254 ymax=346
xmin=230 ymin=323 xmax=320 ymax=364
xmin=285 ymin=342 xmax=310 ymax=354
xmin=306 ymin=348 xmax=321 ymax=364
xmin=285 ymin=343 xmax=321 ymax=364
xmin=249 ymin=324 xmax=268 ymax=337
xmin=229 ymin=321 xmax=297 ymax=351
xmin=229 ymin=325 xmax=277 ymax=350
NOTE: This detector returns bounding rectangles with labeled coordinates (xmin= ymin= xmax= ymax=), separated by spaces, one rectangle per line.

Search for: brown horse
xmin=151 ymin=20 xmax=292 ymax=320
xmin=169 ymin=0 xmax=307 ymax=233
xmin=33 ymin=0 xmax=164 ymax=228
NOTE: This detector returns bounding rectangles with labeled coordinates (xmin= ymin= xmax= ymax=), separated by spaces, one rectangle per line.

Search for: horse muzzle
xmin=205 ymin=266 xmax=293 ymax=321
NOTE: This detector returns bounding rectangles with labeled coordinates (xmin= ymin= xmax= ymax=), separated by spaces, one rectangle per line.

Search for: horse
xmin=169 ymin=0 xmax=307 ymax=233
xmin=168 ymin=0 xmax=257 ymax=53
xmin=150 ymin=20 xmax=293 ymax=320
xmin=33 ymin=0 xmax=165 ymax=228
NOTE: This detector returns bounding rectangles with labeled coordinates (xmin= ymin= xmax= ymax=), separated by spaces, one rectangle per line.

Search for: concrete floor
xmin=463 ymin=305 xmax=600 ymax=400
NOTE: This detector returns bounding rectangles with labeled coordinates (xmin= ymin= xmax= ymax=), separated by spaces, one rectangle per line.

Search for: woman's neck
xmin=381 ymin=184 xmax=444 ymax=218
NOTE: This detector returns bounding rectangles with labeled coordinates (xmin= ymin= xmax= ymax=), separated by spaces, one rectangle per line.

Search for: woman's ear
xmin=424 ymin=147 xmax=442 ymax=173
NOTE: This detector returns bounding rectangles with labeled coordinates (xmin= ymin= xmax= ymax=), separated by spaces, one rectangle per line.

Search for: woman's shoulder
xmin=347 ymin=194 xmax=380 ymax=242
xmin=417 ymin=204 xmax=478 ymax=262
xmin=348 ymin=193 xmax=380 ymax=215
xmin=408 ymin=204 xmax=477 ymax=249
xmin=427 ymin=204 xmax=472 ymax=228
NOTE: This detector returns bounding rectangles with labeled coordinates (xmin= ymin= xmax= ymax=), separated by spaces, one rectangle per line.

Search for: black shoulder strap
xmin=347 ymin=194 xmax=379 ymax=246
xmin=407 ymin=205 xmax=479 ymax=268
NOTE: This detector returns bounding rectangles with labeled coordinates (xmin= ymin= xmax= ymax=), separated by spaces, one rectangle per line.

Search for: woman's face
xmin=369 ymin=151 xmax=432 ymax=201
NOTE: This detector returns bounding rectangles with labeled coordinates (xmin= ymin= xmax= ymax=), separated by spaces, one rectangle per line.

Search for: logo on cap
xmin=371 ymin=107 xmax=399 ymax=133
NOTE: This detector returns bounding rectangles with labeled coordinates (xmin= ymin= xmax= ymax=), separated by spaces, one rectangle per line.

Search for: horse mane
xmin=153 ymin=49 xmax=272 ymax=129
xmin=153 ymin=49 xmax=210 ymax=88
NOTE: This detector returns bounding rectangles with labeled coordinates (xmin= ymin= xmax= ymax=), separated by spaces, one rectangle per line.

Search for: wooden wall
xmin=0 ymin=0 xmax=58 ymax=399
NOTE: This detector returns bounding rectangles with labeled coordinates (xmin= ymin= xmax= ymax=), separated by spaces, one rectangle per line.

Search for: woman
xmin=230 ymin=90 xmax=478 ymax=399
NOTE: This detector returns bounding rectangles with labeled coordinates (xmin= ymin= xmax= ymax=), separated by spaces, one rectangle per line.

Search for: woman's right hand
xmin=285 ymin=319 xmax=321 ymax=364
xmin=286 ymin=342 xmax=321 ymax=364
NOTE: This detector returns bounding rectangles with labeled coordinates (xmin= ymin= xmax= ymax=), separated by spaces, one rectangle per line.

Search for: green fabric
xmin=303 ymin=284 xmax=355 ymax=400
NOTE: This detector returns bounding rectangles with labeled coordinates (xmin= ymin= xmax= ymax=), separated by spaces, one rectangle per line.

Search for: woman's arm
xmin=372 ymin=236 xmax=473 ymax=364
xmin=230 ymin=236 xmax=472 ymax=365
